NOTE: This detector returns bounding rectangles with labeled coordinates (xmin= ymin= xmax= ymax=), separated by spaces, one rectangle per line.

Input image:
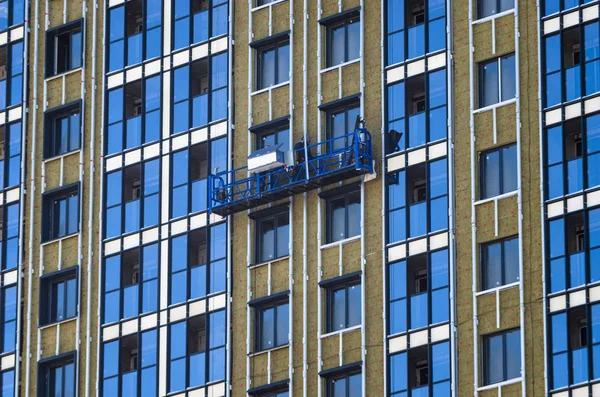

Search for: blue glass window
xmin=173 ymin=0 xmax=227 ymax=50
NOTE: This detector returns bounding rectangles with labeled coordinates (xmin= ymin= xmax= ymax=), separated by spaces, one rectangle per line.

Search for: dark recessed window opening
xmin=478 ymin=53 xmax=515 ymax=108
xmin=40 ymin=267 xmax=78 ymax=326
xmin=482 ymin=328 xmax=521 ymax=385
xmin=44 ymin=102 xmax=81 ymax=159
xmin=325 ymin=189 xmax=360 ymax=244
xmin=326 ymin=16 xmax=360 ymax=67
xmin=481 ymin=236 xmax=519 ymax=290
xmin=326 ymin=279 xmax=361 ymax=332
xmin=255 ymin=300 xmax=289 ymax=351
xmin=480 ymin=143 xmax=517 ymax=199
xmin=256 ymin=210 xmax=289 ymax=263
xmin=46 ymin=20 xmax=82 ymax=77
xmin=38 ymin=352 xmax=76 ymax=397
xmin=42 ymin=184 xmax=79 ymax=242
xmin=257 ymin=41 xmax=289 ymax=90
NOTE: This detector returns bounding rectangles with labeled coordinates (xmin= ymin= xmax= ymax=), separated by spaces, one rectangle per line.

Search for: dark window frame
xmin=479 ymin=143 xmax=518 ymax=200
xmin=39 ymin=266 xmax=78 ymax=327
xmin=478 ymin=53 xmax=516 ymax=108
xmin=42 ymin=183 xmax=80 ymax=243
xmin=44 ymin=101 xmax=82 ymax=159
xmin=254 ymin=297 xmax=289 ymax=352
xmin=325 ymin=189 xmax=360 ymax=244
xmin=255 ymin=209 xmax=289 ymax=264
xmin=480 ymin=236 xmax=519 ymax=290
xmin=37 ymin=351 xmax=77 ymax=397
xmin=324 ymin=368 xmax=361 ymax=397
xmin=482 ymin=328 xmax=521 ymax=385
xmin=325 ymin=277 xmax=361 ymax=333
xmin=256 ymin=40 xmax=290 ymax=90
xmin=325 ymin=15 xmax=360 ymax=67
xmin=45 ymin=19 xmax=83 ymax=78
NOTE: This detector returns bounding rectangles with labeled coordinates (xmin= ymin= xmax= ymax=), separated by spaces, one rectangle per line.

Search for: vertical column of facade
xmin=0 ymin=0 xmax=27 ymax=392
xmin=453 ymin=0 xmax=544 ymax=392
xmin=541 ymin=0 xmax=600 ymax=394
xmin=229 ymin=0 xmax=384 ymax=392
xmin=381 ymin=0 xmax=454 ymax=392
xmin=98 ymin=0 xmax=230 ymax=393
xmin=22 ymin=0 xmax=102 ymax=389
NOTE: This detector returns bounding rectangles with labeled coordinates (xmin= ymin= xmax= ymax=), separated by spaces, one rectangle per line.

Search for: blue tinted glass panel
xmin=389 ymin=260 xmax=406 ymax=300
xmin=389 ymin=353 xmax=407 ymax=393
xmin=430 ymin=196 xmax=448 ymax=232
xmin=212 ymin=4 xmax=227 ymax=37
xmin=550 ymin=257 xmax=566 ymax=293
xmin=589 ymin=153 xmax=600 ymax=188
xmin=174 ymin=18 xmax=190 ymax=50
xmin=103 ymin=341 xmax=119 ymax=378
xmin=431 ymin=287 xmax=449 ymax=324
xmin=432 ymin=342 xmax=450 ymax=382
xmin=572 ymin=347 xmax=589 ymax=384
xmin=565 ymin=65 xmax=581 ymax=101
xmin=429 ymin=106 xmax=446 ymax=141
xmin=410 ymin=293 xmax=427 ymax=329
xmin=408 ymin=24 xmax=425 ymax=59
xmin=387 ymin=32 xmax=404 ymax=66
xmin=552 ymin=352 xmax=569 ymax=388
xmin=428 ymin=18 xmax=445 ymax=53
xmin=409 ymin=202 xmax=426 ymax=237
xmin=388 ymin=82 xmax=405 ymax=121
xmin=389 ymin=299 xmax=406 ymax=334
xmin=588 ymin=114 xmax=600 ymax=154
xmin=570 ymin=251 xmax=586 ymax=288
xmin=146 ymin=28 xmax=161 ymax=60
xmin=545 ymin=72 xmax=562 ymax=108
xmin=104 ymin=291 xmax=119 ymax=323
xmin=193 ymin=10 xmax=208 ymax=43
xmin=431 ymin=249 xmax=448 ymax=289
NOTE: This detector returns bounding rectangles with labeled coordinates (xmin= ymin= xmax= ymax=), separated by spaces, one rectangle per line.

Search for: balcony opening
xmin=563 ymin=28 xmax=580 ymax=68
xmin=408 ymin=254 xmax=427 ymax=295
xmin=0 ymin=125 xmax=5 ymax=163
xmin=189 ymin=228 xmax=207 ymax=267
xmin=125 ymin=81 xmax=143 ymax=120
xmin=193 ymin=0 xmax=209 ymax=14
xmin=120 ymin=334 xmax=138 ymax=374
xmin=407 ymin=164 xmax=427 ymax=204
xmin=190 ymin=59 xmax=209 ymax=127
xmin=569 ymin=307 xmax=587 ymax=348
xmin=566 ymin=212 xmax=585 ymax=254
xmin=564 ymin=119 xmax=582 ymax=160
xmin=0 ymin=47 xmax=7 ymax=80
xmin=188 ymin=315 xmax=207 ymax=354
xmin=406 ymin=76 xmax=426 ymax=116
xmin=123 ymin=164 xmax=141 ymax=202
xmin=407 ymin=254 xmax=428 ymax=329
xmin=191 ymin=59 xmax=209 ymax=97
xmin=121 ymin=249 xmax=140 ymax=319
xmin=408 ymin=346 xmax=429 ymax=392
xmin=122 ymin=249 xmax=140 ymax=287
xmin=191 ymin=143 xmax=209 ymax=180
xmin=126 ymin=0 xmax=143 ymax=37
xmin=406 ymin=0 xmax=425 ymax=27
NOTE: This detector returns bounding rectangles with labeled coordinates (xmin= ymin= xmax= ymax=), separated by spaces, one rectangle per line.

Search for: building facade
xmin=0 ymin=0 xmax=590 ymax=393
